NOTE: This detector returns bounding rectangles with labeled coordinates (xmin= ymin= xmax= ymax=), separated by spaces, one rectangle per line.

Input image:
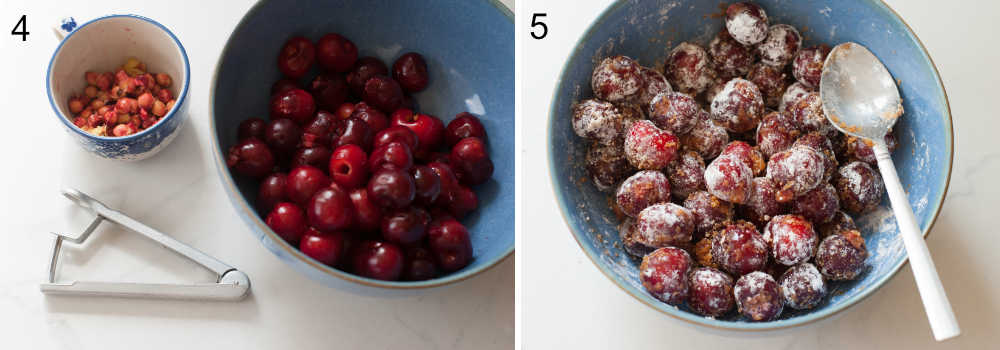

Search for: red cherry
xmin=332 ymin=116 xmax=374 ymax=152
xmin=362 ymin=75 xmax=403 ymax=113
xmin=237 ymin=118 xmax=266 ymax=141
xmin=447 ymin=186 xmax=478 ymax=219
xmin=266 ymin=202 xmax=307 ymax=244
xmin=270 ymin=88 xmax=316 ymax=125
xmin=227 ymin=138 xmax=275 ymax=178
xmin=315 ymin=33 xmax=358 ymax=73
xmin=392 ymin=52 xmax=429 ymax=93
xmin=329 ymin=144 xmax=368 ymax=189
xmin=307 ymin=186 xmax=355 ymax=232
xmin=411 ymin=165 xmax=441 ymax=206
xmin=403 ymin=246 xmax=439 ymax=281
xmin=381 ymin=207 xmax=431 ymax=245
xmin=427 ymin=161 xmax=460 ymax=206
xmin=390 ymin=109 xmax=445 ymax=157
xmin=263 ymin=118 xmax=302 ymax=154
xmin=257 ymin=172 xmax=288 ymax=213
xmin=374 ymin=125 xmax=418 ymax=150
xmin=291 ymin=146 xmax=332 ymax=173
xmin=335 ymin=102 xmax=356 ymax=120
xmin=301 ymin=110 xmax=340 ymax=148
xmin=346 ymin=57 xmax=389 ymax=96
xmin=449 ymin=137 xmax=493 ymax=186
xmin=349 ymin=102 xmax=388 ymax=133
xmin=286 ymin=165 xmax=331 ymax=205
xmin=445 ymin=112 xmax=487 ymax=147
xmin=367 ymin=167 xmax=416 ymax=209
xmin=368 ymin=141 xmax=413 ymax=172
xmin=276 ymin=36 xmax=315 ymax=79
xmin=309 ymin=73 xmax=349 ymax=111
xmin=351 ymin=241 xmax=404 ymax=281
xmin=349 ymin=187 xmax=383 ymax=233
xmin=299 ymin=229 xmax=346 ymax=266
xmin=427 ymin=219 xmax=473 ymax=272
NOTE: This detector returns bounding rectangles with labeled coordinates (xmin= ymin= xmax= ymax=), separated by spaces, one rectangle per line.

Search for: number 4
xmin=12 ymin=15 xmax=29 ymax=41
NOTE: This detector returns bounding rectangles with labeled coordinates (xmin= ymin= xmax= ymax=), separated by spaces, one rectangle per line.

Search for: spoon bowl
xmin=820 ymin=42 xmax=904 ymax=141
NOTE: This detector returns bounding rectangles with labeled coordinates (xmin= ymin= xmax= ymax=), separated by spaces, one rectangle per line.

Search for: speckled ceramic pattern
xmin=211 ymin=0 xmax=513 ymax=294
xmin=549 ymin=0 xmax=951 ymax=329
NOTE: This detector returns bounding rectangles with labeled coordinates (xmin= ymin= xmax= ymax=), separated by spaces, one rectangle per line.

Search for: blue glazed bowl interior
xmin=212 ymin=0 xmax=513 ymax=290
xmin=549 ymin=0 xmax=951 ymax=329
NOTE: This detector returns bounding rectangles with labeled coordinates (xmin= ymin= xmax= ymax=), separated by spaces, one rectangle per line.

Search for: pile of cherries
xmin=573 ymin=2 xmax=896 ymax=321
xmin=227 ymin=32 xmax=493 ymax=282
xmin=69 ymin=58 xmax=177 ymax=137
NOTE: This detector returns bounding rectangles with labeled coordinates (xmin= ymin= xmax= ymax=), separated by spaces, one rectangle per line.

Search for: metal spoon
xmin=820 ymin=42 xmax=959 ymax=341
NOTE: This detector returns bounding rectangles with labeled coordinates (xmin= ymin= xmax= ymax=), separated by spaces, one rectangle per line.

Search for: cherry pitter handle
xmin=40 ymin=188 xmax=251 ymax=301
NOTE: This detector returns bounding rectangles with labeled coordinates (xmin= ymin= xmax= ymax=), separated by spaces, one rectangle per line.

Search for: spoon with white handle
xmin=820 ymin=42 xmax=959 ymax=341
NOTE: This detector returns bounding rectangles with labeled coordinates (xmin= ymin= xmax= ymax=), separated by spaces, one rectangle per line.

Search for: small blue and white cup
xmin=47 ymin=15 xmax=190 ymax=161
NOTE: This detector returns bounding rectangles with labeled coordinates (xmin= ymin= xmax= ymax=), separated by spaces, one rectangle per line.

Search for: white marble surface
xmin=522 ymin=0 xmax=999 ymax=348
xmin=0 ymin=0 xmax=512 ymax=348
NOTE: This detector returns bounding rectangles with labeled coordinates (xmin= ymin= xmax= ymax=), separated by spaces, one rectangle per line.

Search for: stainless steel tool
xmin=41 ymin=188 xmax=250 ymax=301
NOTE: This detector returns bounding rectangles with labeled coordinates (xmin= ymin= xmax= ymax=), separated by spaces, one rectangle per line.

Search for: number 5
xmin=531 ymin=13 xmax=547 ymax=40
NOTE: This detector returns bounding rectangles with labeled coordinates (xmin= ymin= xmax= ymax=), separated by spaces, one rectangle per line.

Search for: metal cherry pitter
xmin=40 ymin=188 xmax=250 ymax=301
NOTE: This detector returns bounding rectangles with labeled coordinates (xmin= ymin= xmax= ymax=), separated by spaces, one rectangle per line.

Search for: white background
xmin=0 ymin=0 xmax=513 ymax=349
xmin=521 ymin=0 xmax=999 ymax=349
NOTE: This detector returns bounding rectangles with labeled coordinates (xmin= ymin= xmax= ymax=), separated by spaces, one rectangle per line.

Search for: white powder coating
xmin=616 ymin=170 xmax=671 ymax=215
xmin=571 ymin=99 xmax=623 ymax=145
xmin=709 ymin=78 xmax=764 ymax=132
xmin=624 ymin=120 xmax=678 ymax=170
xmin=591 ymin=56 xmax=643 ymax=102
xmin=638 ymin=66 xmax=673 ymax=108
xmin=726 ymin=11 xmax=768 ymax=46
xmin=757 ymin=24 xmax=802 ymax=67
xmin=780 ymin=81 xmax=812 ymax=113
xmin=690 ymin=268 xmax=733 ymax=312
xmin=692 ymin=268 xmax=728 ymax=288
xmin=683 ymin=118 xmax=729 ymax=160
xmin=766 ymin=145 xmax=825 ymax=196
xmin=779 ymin=263 xmax=827 ymax=309
xmin=666 ymin=43 xmax=715 ymax=94
xmin=839 ymin=161 xmax=885 ymax=205
xmin=704 ymin=154 xmax=753 ymax=204
xmin=736 ymin=271 xmax=773 ymax=294
xmin=636 ymin=203 xmax=694 ymax=246
xmin=639 ymin=247 xmax=692 ymax=304
xmin=765 ymin=215 xmax=818 ymax=266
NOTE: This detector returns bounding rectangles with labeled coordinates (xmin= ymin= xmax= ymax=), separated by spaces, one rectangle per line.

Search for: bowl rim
xmin=546 ymin=0 xmax=953 ymax=330
xmin=46 ymin=14 xmax=191 ymax=143
xmin=208 ymin=0 xmax=514 ymax=290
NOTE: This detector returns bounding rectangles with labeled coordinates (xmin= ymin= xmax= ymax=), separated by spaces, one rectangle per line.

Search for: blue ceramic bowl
xmin=211 ymin=0 xmax=513 ymax=294
xmin=47 ymin=15 xmax=190 ymax=161
xmin=549 ymin=1 xmax=952 ymax=329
